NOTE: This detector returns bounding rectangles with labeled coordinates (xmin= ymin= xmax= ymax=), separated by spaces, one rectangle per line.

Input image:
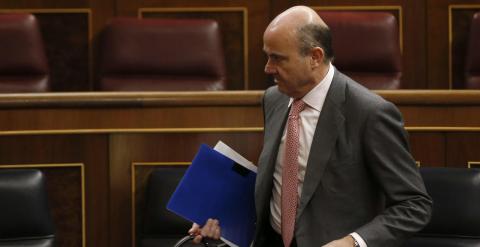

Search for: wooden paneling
xmin=36 ymin=11 xmax=90 ymax=91
xmin=111 ymin=132 xmax=263 ymax=246
xmin=403 ymin=0 xmax=428 ymax=89
xmin=449 ymin=5 xmax=480 ymax=88
xmin=4 ymin=0 xmax=480 ymax=90
xmin=427 ymin=0 xmax=480 ymax=89
xmin=0 ymin=134 xmax=109 ymax=247
xmin=0 ymin=91 xmax=478 ymax=246
xmin=409 ymin=132 xmax=446 ymax=167
xmin=446 ymin=132 xmax=480 ymax=168
xmin=0 ymin=92 xmax=263 ymax=131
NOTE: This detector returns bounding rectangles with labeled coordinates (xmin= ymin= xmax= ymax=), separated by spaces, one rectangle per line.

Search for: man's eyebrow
xmin=264 ymin=51 xmax=286 ymax=58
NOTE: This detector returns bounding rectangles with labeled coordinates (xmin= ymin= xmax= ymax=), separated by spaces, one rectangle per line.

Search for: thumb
xmin=188 ymin=223 xmax=200 ymax=234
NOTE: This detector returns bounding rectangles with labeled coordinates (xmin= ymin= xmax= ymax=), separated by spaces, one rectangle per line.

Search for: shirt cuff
xmin=350 ymin=232 xmax=367 ymax=247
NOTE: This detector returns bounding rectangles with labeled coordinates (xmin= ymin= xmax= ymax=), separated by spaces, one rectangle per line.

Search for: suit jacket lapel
xmin=255 ymin=93 xmax=289 ymax=222
xmin=259 ymin=97 xmax=289 ymax=188
xmin=297 ymin=70 xmax=346 ymax=218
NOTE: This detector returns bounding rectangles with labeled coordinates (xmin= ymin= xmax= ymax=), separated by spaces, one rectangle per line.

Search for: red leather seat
xmin=319 ymin=11 xmax=402 ymax=89
xmin=465 ymin=12 xmax=480 ymax=89
xmin=99 ymin=18 xmax=227 ymax=91
xmin=0 ymin=14 xmax=50 ymax=92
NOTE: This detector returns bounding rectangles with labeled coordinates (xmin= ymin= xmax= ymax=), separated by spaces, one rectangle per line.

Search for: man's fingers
xmin=212 ymin=219 xmax=221 ymax=239
xmin=206 ymin=219 xmax=216 ymax=238
xmin=214 ymin=226 xmax=221 ymax=239
xmin=201 ymin=219 xmax=211 ymax=236
xmin=189 ymin=219 xmax=222 ymax=244
xmin=188 ymin=223 xmax=200 ymax=234
xmin=199 ymin=218 xmax=221 ymax=239
xmin=193 ymin=234 xmax=203 ymax=244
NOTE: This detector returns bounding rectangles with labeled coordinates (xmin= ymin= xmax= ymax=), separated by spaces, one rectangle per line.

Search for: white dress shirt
xmin=268 ymin=63 xmax=367 ymax=247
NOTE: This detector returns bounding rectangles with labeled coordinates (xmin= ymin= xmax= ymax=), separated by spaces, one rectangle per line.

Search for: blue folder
xmin=167 ymin=144 xmax=256 ymax=247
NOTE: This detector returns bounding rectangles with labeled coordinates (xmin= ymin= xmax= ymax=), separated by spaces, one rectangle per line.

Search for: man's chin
xmin=277 ymin=85 xmax=289 ymax=96
xmin=276 ymin=84 xmax=285 ymax=92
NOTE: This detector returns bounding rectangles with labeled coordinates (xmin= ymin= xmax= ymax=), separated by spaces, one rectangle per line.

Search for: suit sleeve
xmin=355 ymin=101 xmax=432 ymax=247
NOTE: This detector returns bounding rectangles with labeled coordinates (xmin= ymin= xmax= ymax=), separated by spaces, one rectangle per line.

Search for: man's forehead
xmin=263 ymin=28 xmax=297 ymax=53
xmin=262 ymin=45 xmax=275 ymax=54
xmin=263 ymin=44 xmax=288 ymax=58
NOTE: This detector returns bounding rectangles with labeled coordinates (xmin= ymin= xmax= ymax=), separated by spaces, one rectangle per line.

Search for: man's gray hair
xmin=297 ymin=23 xmax=334 ymax=63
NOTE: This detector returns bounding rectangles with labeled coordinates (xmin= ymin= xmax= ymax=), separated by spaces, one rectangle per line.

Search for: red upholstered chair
xmin=99 ymin=18 xmax=227 ymax=91
xmin=319 ymin=11 xmax=402 ymax=89
xmin=465 ymin=12 xmax=480 ymax=89
xmin=0 ymin=14 xmax=50 ymax=92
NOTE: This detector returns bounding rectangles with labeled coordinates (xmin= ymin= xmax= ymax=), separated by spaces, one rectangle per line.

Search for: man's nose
xmin=264 ymin=60 xmax=276 ymax=74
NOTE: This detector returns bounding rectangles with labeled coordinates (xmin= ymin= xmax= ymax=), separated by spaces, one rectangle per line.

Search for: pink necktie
xmin=281 ymin=99 xmax=306 ymax=247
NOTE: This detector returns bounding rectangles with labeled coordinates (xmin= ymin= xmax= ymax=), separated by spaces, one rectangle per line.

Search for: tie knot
xmin=290 ymin=100 xmax=306 ymax=117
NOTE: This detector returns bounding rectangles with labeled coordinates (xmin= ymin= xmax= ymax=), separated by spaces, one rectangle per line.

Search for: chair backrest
xmin=0 ymin=14 xmax=50 ymax=92
xmin=0 ymin=169 xmax=55 ymax=247
xmin=141 ymin=167 xmax=192 ymax=247
xmin=403 ymin=167 xmax=480 ymax=247
xmin=99 ymin=18 xmax=227 ymax=91
xmin=319 ymin=11 xmax=402 ymax=89
xmin=465 ymin=12 xmax=480 ymax=89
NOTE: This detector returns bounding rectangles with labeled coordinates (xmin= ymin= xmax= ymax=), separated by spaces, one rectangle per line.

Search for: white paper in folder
xmin=214 ymin=141 xmax=257 ymax=173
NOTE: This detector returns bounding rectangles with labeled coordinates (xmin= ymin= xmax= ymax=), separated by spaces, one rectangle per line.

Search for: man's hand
xmin=188 ymin=218 xmax=221 ymax=244
xmin=322 ymin=235 xmax=356 ymax=247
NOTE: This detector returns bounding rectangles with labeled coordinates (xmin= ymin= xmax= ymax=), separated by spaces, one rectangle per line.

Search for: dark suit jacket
xmin=253 ymin=70 xmax=432 ymax=247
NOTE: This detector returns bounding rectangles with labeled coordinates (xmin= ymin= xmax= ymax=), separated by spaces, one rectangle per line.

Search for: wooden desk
xmin=0 ymin=90 xmax=479 ymax=247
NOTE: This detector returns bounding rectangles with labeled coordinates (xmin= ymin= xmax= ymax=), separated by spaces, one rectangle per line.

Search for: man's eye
xmin=270 ymin=55 xmax=280 ymax=61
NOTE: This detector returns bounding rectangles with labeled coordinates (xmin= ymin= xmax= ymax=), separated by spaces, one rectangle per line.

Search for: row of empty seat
xmin=0 ymin=166 xmax=479 ymax=246
xmin=0 ymin=12 xmax=479 ymax=92
xmin=100 ymin=18 xmax=227 ymax=91
xmin=142 ymin=166 xmax=480 ymax=247
xmin=0 ymin=14 xmax=50 ymax=92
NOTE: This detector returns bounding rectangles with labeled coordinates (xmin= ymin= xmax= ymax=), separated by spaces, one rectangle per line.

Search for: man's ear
xmin=310 ymin=47 xmax=325 ymax=68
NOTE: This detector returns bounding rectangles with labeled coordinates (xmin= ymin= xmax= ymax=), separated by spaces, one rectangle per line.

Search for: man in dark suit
xmin=191 ymin=6 xmax=432 ymax=247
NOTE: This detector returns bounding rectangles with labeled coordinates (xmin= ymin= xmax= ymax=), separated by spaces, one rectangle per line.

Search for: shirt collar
xmin=289 ymin=63 xmax=334 ymax=112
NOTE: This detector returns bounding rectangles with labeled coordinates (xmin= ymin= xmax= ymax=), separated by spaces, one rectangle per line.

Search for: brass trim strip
xmin=131 ymin=162 xmax=190 ymax=247
xmin=0 ymin=92 xmax=263 ymax=107
xmin=0 ymin=163 xmax=86 ymax=247
xmin=80 ymin=164 xmax=86 ymax=247
xmin=2 ymin=126 xmax=480 ymax=136
xmin=133 ymin=162 xmax=191 ymax=166
xmin=448 ymin=5 xmax=480 ymax=89
xmin=375 ymin=89 xmax=480 ymax=104
xmin=405 ymin=127 xmax=480 ymax=132
xmin=0 ymin=127 xmax=264 ymax=136
xmin=311 ymin=5 xmax=403 ymax=53
xmin=467 ymin=161 xmax=480 ymax=168
xmin=3 ymin=90 xmax=480 ymax=105
xmin=0 ymin=8 xmax=92 ymax=13
xmin=0 ymin=8 xmax=93 ymax=88
xmin=0 ymin=163 xmax=83 ymax=168
xmin=138 ymin=7 xmax=250 ymax=89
